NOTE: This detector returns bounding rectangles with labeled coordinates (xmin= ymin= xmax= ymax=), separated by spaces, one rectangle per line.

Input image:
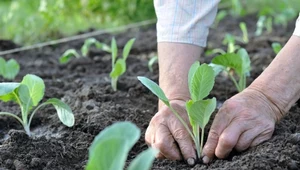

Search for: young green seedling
xmin=109 ymin=38 xmax=135 ymax=91
xmin=81 ymin=38 xmax=111 ymax=57
xmin=239 ymin=22 xmax=249 ymax=44
xmin=272 ymin=42 xmax=282 ymax=54
xmin=211 ymin=48 xmax=251 ymax=92
xmin=148 ymin=55 xmax=158 ymax=73
xmin=59 ymin=49 xmax=81 ymax=64
xmin=0 ymin=57 xmax=20 ymax=80
xmin=138 ymin=62 xmax=216 ymax=159
xmin=0 ymin=74 xmax=75 ymax=136
xmin=86 ymin=121 xmax=158 ymax=170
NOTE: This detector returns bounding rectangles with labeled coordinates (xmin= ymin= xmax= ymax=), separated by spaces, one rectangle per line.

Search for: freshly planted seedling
xmin=0 ymin=74 xmax=75 ymax=136
xmin=272 ymin=42 xmax=282 ymax=54
xmin=0 ymin=57 xmax=20 ymax=80
xmin=138 ymin=62 xmax=216 ymax=159
xmin=148 ymin=55 xmax=158 ymax=72
xmin=81 ymin=38 xmax=111 ymax=57
xmin=86 ymin=121 xmax=157 ymax=170
xmin=211 ymin=48 xmax=251 ymax=92
xmin=109 ymin=38 xmax=135 ymax=91
xmin=59 ymin=49 xmax=81 ymax=64
xmin=239 ymin=22 xmax=249 ymax=43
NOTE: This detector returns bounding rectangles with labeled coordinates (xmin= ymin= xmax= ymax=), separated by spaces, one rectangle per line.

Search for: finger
xmin=235 ymin=129 xmax=259 ymax=152
xmin=153 ymin=124 xmax=181 ymax=160
xmin=156 ymin=152 xmax=166 ymax=159
xmin=250 ymin=131 xmax=273 ymax=147
xmin=215 ymin=122 xmax=245 ymax=159
xmin=171 ymin=128 xmax=197 ymax=165
xmin=202 ymin=111 xmax=231 ymax=163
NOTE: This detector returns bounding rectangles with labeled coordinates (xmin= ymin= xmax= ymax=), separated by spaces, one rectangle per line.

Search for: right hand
xmin=145 ymin=99 xmax=197 ymax=165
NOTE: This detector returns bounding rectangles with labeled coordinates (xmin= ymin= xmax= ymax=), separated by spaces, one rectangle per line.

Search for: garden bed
xmin=0 ymin=16 xmax=299 ymax=170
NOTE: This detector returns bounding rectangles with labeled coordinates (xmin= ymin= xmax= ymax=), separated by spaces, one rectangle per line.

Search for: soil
xmin=0 ymin=15 xmax=299 ymax=170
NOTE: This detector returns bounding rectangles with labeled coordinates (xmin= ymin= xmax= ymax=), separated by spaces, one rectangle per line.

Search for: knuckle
xmin=208 ymin=129 xmax=220 ymax=142
xmin=219 ymin=135 xmax=235 ymax=148
xmin=154 ymin=141 xmax=168 ymax=151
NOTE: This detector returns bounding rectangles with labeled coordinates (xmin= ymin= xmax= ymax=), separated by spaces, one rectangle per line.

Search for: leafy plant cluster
xmin=138 ymin=62 xmax=217 ymax=158
xmin=60 ymin=37 xmax=135 ymax=91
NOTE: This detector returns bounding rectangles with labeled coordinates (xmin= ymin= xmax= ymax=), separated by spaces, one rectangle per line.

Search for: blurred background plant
xmin=0 ymin=0 xmax=298 ymax=45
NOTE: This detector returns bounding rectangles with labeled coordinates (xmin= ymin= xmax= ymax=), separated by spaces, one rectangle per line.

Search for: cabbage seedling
xmin=0 ymin=57 xmax=20 ymax=80
xmin=272 ymin=42 xmax=282 ymax=54
xmin=148 ymin=56 xmax=158 ymax=72
xmin=81 ymin=38 xmax=111 ymax=57
xmin=211 ymin=48 xmax=251 ymax=92
xmin=86 ymin=121 xmax=158 ymax=170
xmin=59 ymin=49 xmax=81 ymax=64
xmin=0 ymin=74 xmax=75 ymax=136
xmin=109 ymin=38 xmax=135 ymax=91
xmin=138 ymin=62 xmax=216 ymax=159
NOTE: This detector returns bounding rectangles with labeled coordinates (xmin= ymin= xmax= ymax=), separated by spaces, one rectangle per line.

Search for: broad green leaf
xmin=122 ymin=38 xmax=135 ymax=60
xmin=190 ymin=63 xmax=215 ymax=101
xmin=127 ymin=148 xmax=158 ymax=170
xmin=211 ymin=53 xmax=243 ymax=76
xmin=4 ymin=59 xmax=20 ymax=80
xmin=18 ymin=84 xmax=33 ymax=115
xmin=137 ymin=76 xmax=170 ymax=106
xmin=87 ymin=122 xmax=141 ymax=170
xmin=21 ymin=74 xmax=45 ymax=106
xmin=237 ymin=48 xmax=251 ymax=76
xmin=272 ymin=42 xmax=282 ymax=54
xmin=43 ymin=98 xmax=75 ymax=127
xmin=186 ymin=98 xmax=216 ymax=129
xmin=111 ymin=37 xmax=118 ymax=65
xmin=109 ymin=58 xmax=126 ymax=78
xmin=0 ymin=83 xmax=20 ymax=102
xmin=0 ymin=57 xmax=5 ymax=75
xmin=208 ymin=63 xmax=225 ymax=77
xmin=188 ymin=61 xmax=200 ymax=94
xmin=59 ymin=49 xmax=80 ymax=64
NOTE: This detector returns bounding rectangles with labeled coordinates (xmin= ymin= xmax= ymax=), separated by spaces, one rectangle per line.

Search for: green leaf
xmin=109 ymin=58 xmax=126 ymax=78
xmin=190 ymin=63 xmax=215 ymax=101
xmin=127 ymin=148 xmax=158 ymax=170
xmin=81 ymin=38 xmax=97 ymax=57
xmin=0 ymin=57 xmax=5 ymax=75
xmin=208 ymin=63 xmax=225 ymax=77
xmin=59 ymin=49 xmax=80 ymax=64
xmin=122 ymin=38 xmax=135 ymax=60
xmin=211 ymin=53 xmax=243 ymax=76
xmin=43 ymin=98 xmax=75 ymax=127
xmin=188 ymin=61 xmax=200 ymax=96
xmin=3 ymin=59 xmax=20 ymax=79
xmin=137 ymin=76 xmax=170 ymax=106
xmin=21 ymin=74 xmax=45 ymax=106
xmin=95 ymin=42 xmax=111 ymax=53
xmin=272 ymin=42 xmax=282 ymax=54
xmin=18 ymin=84 xmax=33 ymax=115
xmin=86 ymin=122 xmax=140 ymax=170
xmin=239 ymin=22 xmax=248 ymax=43
xmin=0 ymin=83 xmax=20 ymax=102
xmin=237 ymin=48 xmax=251 ymax=76
xmin=111 ymin=37 xmax=118 ymax=65
xmin=186 ymin=98 xmax=216 ymax=129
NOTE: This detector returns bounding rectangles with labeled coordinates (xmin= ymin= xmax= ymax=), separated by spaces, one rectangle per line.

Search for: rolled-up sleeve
xmin=293 ymin=14 xmax=300 ymax=37
xmin=154 ymin=0 xmax=220 ymax=47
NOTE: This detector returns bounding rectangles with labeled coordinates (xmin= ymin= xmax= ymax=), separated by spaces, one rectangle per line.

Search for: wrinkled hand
xmin=202 ymin=88 xmax=283 ymax=163
xmin=145 ymin=99 xmax=197 ymax=165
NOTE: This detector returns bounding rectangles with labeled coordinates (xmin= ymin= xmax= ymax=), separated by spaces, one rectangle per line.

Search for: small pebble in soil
xmin=289 ymin=133 xmax=300 ymax=144
xmin=288 ymin=160 xmax=299 ymax=170
xmin=13 ymin=160 xmax=27 ymax=170
xmin=30 ymin=158 xmax=41 ymax=167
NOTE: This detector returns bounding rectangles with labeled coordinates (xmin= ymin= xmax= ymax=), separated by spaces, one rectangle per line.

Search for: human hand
xmin=202 ymin=88 xmax=283 ymax=163
xmin=145 ymin=99 xmax=197 ymax=165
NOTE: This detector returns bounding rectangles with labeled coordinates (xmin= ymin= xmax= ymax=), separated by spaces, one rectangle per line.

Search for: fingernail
xmin=202 ymin=156 xmax=210 ymax=164
xmin=187 ymin=158 xmax=195 ymax=166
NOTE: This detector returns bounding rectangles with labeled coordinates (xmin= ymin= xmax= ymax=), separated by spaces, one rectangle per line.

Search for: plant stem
xmin=0 ymin=112 xmax=23 ymax=126
xmin=227 ymin=71 xmax=241 ymax=92
xmin=168 ymin=105 xmax=197 ymax=146
xmin=111 ymin=77 xmax=118 ymax=91
xmin=24 ymin=124 xmax=31 ymax=137
xmin=193 ymin=125 xmax=201 ymax=158
xmin=200 ymin=128 xmax=205 ymax=156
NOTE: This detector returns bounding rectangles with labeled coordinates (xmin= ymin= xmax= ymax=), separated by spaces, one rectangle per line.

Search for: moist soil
xmin=0 ymin=16 xmax=300 ymax=170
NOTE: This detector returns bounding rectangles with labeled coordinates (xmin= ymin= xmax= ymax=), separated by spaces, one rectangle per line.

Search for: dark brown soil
xmin=0 ymin=15 xmax=299 ymax=170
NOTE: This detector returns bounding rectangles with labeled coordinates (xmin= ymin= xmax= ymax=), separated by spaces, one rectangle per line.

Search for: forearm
xmin=249 ymin=35 xmax=300 ymax=118
xmin=158 ymin=43 xmax=203 ymax=108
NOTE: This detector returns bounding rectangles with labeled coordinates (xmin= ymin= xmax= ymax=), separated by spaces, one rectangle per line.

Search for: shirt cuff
xmin=154 ymin=0 xmax=220 ymax=47
xmin=293 ymin=14 xmax=300 ymax=37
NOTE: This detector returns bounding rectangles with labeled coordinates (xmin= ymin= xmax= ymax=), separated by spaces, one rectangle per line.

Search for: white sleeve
xmin=293 ymin=14 xmax=300 ymax=37
xmin=154 ymin=0 xmax=220 ymax=47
